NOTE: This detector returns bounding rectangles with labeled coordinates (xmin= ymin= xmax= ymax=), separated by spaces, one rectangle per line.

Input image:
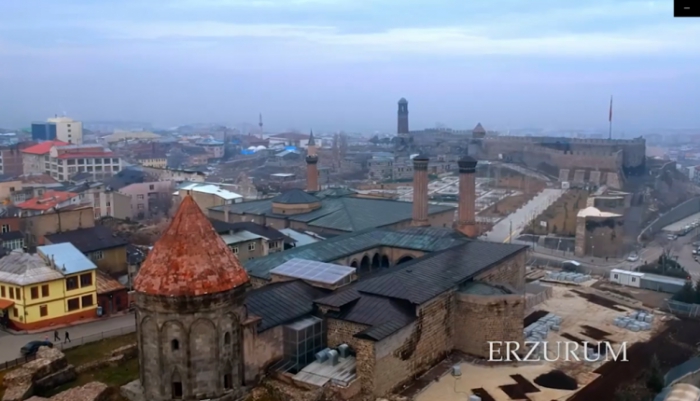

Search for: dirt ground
xmin=480 ymin=194 xmax=531 ymax=218
xmin=414 ymin=285 xmax=665 ymax=401
xmin=591 ymin=280 xmax=671 ymax=310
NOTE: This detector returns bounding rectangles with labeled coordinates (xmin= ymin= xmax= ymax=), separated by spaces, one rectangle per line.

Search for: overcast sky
xmin=0 ymin=0 xmax=698 ymax=132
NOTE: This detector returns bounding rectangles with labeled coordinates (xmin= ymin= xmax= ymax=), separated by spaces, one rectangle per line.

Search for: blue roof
xmin=37 ymin=243 xmax=97 ymax=275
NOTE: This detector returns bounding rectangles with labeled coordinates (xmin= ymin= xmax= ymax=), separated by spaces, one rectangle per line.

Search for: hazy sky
xmin=0 ymin=0 xmax=698 ymax=132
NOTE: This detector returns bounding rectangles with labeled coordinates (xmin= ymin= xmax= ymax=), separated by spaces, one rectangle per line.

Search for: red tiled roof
xmin=16 ymin=190 xmax=78 ymax=211
xmin=56 ymin=152 xmax=114 ymax=159
xmin=133 ymin=195 xmax=249 ymax=297
xmin=21 ymin=140 xmax=69 ymax=155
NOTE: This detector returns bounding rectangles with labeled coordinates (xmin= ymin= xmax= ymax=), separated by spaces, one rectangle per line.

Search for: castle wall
xmin=242 ymin=325 xmax=284 ymax=384
xmin=475 ymin=250 xmax=527 ymax=291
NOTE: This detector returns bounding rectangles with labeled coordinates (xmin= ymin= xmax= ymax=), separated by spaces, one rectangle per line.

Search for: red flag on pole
xmin=609 ymin=96 xmax=613 ymax=122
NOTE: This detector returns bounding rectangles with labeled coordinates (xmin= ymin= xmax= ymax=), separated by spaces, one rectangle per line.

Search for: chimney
xmin=411 ymin=154 xmax=430 ymax=227
xmin=306 ymin=130 xmax=319 ymax=192
xmin=455 ymin=154 xmax=478 ymax=237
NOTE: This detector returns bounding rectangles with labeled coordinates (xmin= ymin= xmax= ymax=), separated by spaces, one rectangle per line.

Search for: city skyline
xmin=0 ymin=0 xmax=698 ymax=131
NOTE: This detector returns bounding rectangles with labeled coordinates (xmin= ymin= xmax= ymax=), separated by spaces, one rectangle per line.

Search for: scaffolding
xmin=283 ymin=316 xmax=325 ymax=373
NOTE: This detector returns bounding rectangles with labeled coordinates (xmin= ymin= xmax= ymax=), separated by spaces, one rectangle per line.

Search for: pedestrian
xmin=64 ymin=331 xmax=71 ymax=343
xmin=53 ymin=330 xmax=60 ymax=342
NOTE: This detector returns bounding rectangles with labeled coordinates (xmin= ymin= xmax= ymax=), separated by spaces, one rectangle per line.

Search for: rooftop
xmin=37 ymin=243 xmax=97 ymax=275
xmin=209 ymin=219 xmax=289 ymax=242
xmin=244 ymin=226 xmax=470 ymax=280
xmin=272 ymin=189 xmax=320 ymax=205
xmin=0 ymin=249 xmax=64 ymax=286
xmin=95 ymin=270 xmax=126 ymax=295
xmin=16 ymin=191 xmax=78 ymax=211
xmin=270 ymin=258 xmax=356 ymax=286
xmin=133 ymin=195 xmax=249 ymax=297
xmin=221 ymin=230 xmax=266 ymax=245
xmin=179 ymin=183 xmax=242 ymax=200
xmin=577 ymin=206 xmax=622 ymax=218
xmin=21 ymin=140 xmax=69 ymax=155
xmin=246 ymin=280 xmax=329 ymax=332
xmin=45 ymin=226 xmax=128 ymax=254
xmin=213 ymin=191 xmax=454 ymax=233
xmin=269 ymin=132 xmax=310 ymax=141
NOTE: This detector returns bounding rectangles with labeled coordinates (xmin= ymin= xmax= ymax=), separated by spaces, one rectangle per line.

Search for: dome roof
xmin=133 ymin=195 xmax=249 ymax=297
xmin=398 ymin=98 xmax=408 ymax=104
xmin=272 ymin=188 xmax=321 ymax=204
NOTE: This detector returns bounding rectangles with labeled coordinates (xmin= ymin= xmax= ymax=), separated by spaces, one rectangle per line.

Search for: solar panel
xmin=270 ymin=258 xmax=355 ymax=285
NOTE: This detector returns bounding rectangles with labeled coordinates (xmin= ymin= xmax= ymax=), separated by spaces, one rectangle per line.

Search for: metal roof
xmin=37 ymin=243 xmax=97 ymax=275
xmin=221 ymin=230 xmax=266 ymax=245
xmin=213 ymin=194 xmax=454 ymax=233
xmin=245 ymin=280 xmax=329 ymax=332
xmin=180 ymin=183 xmax=242 ymax=200
xmin=279 ymin=229 xmax=321 ymax=247
xmin=244 ymin=226 xmax=469 ymax=280
xmin=270 ymin=259 xmax=355 ymax=285
xmin=0 ymin=250 xmax=64 ymax=286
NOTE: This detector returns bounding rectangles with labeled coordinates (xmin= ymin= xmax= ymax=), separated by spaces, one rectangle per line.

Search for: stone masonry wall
xmin=453 ymin=293 xmax=525 ymax=358
xmin=325 ymin=319 xmax=375 ymax=396
xmin=372 ymin=292 xmax=453 ymax=396
xmin=475 ymin=251 xmax=527 ymax=291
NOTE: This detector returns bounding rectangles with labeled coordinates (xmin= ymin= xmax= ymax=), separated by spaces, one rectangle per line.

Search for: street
xmin=0 ymin=313 xmax=136 ymax=365
xmin=486 ymin=188 xmax=565 ymax=243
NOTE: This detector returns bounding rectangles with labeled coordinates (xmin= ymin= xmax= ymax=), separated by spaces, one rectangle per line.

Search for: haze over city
xmin=1 ymin=0 xmax=698 ymax=131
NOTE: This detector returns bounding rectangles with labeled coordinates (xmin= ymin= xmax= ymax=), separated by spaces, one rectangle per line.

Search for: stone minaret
xmin=411 ymin=154 xmax=430 ymax=227
xmin=306 ymin=130 xmax=319 ymax=192
xmin=397 ymin=98 xmax=409 ymax=136
xmin=133 ymin=195 xmax=250 ymax=401
xmin=455 ymin=154 xmax=478 ymax=237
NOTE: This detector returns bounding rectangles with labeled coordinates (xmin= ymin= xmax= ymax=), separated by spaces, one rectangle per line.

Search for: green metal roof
xmin=211 ymin=194 xmax=454 ymax=232
xmin=244 ymin=226 xmax=469 ymax=280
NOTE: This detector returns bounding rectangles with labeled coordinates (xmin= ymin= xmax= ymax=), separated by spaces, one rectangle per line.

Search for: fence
xmin=0 ymin=324 xmax=136 ymax=372
xmin=667 ymin=300 xmax=700 ymax=319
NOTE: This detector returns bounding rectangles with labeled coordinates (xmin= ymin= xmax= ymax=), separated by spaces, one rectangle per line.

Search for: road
xmin=0 ymin=313 xmax=135 ymax=365
xmin=486 ymin=188 xmax=565 ymax=243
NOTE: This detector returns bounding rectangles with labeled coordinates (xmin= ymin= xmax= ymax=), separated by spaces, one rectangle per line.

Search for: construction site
xmin=405 ymin=278 xmax=700 ymax=401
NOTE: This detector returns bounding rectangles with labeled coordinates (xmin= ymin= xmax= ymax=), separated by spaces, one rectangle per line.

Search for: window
xmin=224 ymin=332 xmax=231 ymax=345
xmin=12 ymin=307 xmax=17 ymax=317
xmin=40 ymin=305 xmax=48 ymax=317
xmin=137 ymin=195 xmax=144 ymax=200
xmin=137 ymin=204 xmax=144 ymax=210
xmin=67 ymin=298 xmax=80 ymax=311
xmin=631 ymin=277 xmax=637 ymax=282
xmin=224 ymin=373 xmax=232 ymax=390
xmin=90 ymin=251 xmax=104 ymax=261
xmin=172 ymin=382 xmax=183 ymax=399
xmin=0 ymin=286 xmax=4 ymax=297
xmin=80 ymin=273 xmax=93 ymax=286
xmin=171 ymin=339 xmax=179 ymax=350
xmin=613 ymin=274 xmax=618 ymax=279
xmin=1 ymin=225 xmax=9 ymax=233
xmin=66 ymin=276 xmax=79 ymax=291
xmin=30 ymin=287 xmax=39 ymax=300
xmin=232 ymin=247 xmax=238 ymax=254
xmin=81 ymin=294 xmax=94 ymax=307
xmin=149 ymin=185 xmax=154 ymax=190
xmin=41 ymin=285 xmax=49 ymax=297
xmin=15 ymin=288 xmax=20 ymax=300
xmin=248 ymin=242 xmax=255 ymax=251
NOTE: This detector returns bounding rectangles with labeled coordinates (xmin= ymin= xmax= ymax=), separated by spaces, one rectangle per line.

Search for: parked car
xmin=627 ymin=254 xmax=640 ymax=262
xmin=668 ymin=234 xmax=678 ymax=241
xmin=20 ymin=340 xmax=53 ymax=357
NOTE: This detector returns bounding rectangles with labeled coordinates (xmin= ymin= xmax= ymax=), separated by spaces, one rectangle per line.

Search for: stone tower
xmin=306 ymin=130 xmax=319 ymax=192
xmin=397 ymin=98 xmax=409 ymax=136
xmin=133 ymin=195 xmax=250 ymax=401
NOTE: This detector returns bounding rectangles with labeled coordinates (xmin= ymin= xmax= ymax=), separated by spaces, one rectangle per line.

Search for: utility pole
xmin=509 ymin=220 xmax=513 ymax=244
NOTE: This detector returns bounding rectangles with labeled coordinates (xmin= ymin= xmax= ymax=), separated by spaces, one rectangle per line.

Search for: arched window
xmin=224 ymin=332 xmax=231 ymax=345
xmin=171 ymin=339 xmax=179 ymax=351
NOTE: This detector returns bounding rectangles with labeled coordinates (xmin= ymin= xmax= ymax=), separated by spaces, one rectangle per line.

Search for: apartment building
xmin=22 ymin=140 xmax=69 ymax=175
xmin=22 ymin=142 xmax=123 ymax=182
xmin=32 ymin=117 xmax=83 ymax=144
xmin=0 ymin=143 xmax=33 ymax=177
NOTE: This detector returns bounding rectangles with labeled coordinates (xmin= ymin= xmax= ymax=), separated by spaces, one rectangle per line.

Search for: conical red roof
xmin=134 ymin=195 xmax=249 ymax=297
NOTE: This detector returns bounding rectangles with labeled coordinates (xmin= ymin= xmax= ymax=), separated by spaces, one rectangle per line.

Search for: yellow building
xmin=0 ymin=243 xmax=98 ymax=330
xmin=136 ymin=157 xmax=168 ymax=169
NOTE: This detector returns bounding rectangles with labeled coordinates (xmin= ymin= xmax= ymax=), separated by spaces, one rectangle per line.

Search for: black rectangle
xmin=675 ymin=0 xmax=700 ymax=17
